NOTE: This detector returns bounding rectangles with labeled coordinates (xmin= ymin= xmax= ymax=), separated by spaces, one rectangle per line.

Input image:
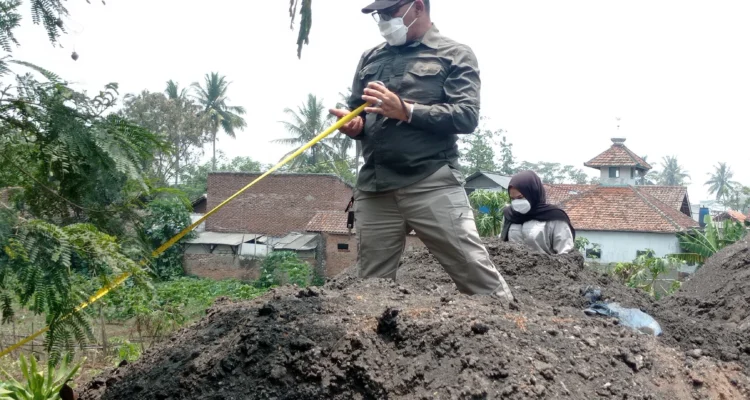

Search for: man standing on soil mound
xmin=330 ymin=0 xmax=514 ymax=302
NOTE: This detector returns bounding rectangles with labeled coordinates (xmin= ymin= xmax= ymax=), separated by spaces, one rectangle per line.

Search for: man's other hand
xmin=329 ymin=109 xmax=364 ymax=137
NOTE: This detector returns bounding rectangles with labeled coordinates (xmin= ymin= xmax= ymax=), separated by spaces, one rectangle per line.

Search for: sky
xmin=9 ymin=0 xmax=750 ymax=203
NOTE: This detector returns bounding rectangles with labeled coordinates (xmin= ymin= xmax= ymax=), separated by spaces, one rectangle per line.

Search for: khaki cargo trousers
xmin=354 ymin=164 xmax=513 ymax=300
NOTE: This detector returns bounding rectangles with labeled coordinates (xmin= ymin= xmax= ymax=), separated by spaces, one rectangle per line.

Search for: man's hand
xmin=329 ymin=109 xmax=364 ymax=137
xmin=362 ymin=82 xmax=410 ymax=122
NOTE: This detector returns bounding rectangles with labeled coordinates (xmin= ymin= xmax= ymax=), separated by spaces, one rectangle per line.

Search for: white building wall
xmin=190 ymin=213 xmax=206 ymax=232
xmin=598 ymin=166 xmax=638 ymax=186
xmin=577 ymin=230 xmax=681 ymax=264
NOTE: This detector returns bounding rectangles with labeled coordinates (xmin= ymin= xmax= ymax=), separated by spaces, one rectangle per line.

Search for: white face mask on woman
xmin=511 ymin=199 xmax=532 ymax=214
xmin=378 ymin=1 xmax=417 ymax=46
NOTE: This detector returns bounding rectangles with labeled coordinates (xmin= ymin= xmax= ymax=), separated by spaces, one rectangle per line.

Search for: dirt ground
xmin=78 ymin=239 xmax=750 ymax=399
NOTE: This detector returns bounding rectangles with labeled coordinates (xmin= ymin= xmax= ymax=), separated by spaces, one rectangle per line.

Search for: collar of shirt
xmin=385 ymin=23 xmax=442 ymax=51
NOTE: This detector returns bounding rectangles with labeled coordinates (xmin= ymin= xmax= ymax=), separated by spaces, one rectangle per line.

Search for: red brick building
xmin=186 ymin=172 xmax=423 ymax=280
xmin=205 ymin=172 xmax=353 ymax=235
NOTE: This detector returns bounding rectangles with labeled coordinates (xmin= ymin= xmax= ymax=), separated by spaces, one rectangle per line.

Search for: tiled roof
xmin=545 ymin=184 xmax=689 ymax=212
xmin=584 ymin=139 xmax=652 ymax=169
xmin=544 ymin=184 xmax=596 ymax=205
xmin=559 ymin=186 xmax=699 ymax=233
xmin=715 ymin=210 xmax=748 ymax=223
xmin=206 ymin=173 xmax=354 ymax=236
xmin=636 ymin=186 xmax=687 ymax=210
xmin=306 ymin=211 xmax=352 ymax=234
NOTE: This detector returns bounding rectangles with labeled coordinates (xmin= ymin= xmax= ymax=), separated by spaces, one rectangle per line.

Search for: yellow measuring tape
xmin=0 ymin=103 xmax=368 ymax=358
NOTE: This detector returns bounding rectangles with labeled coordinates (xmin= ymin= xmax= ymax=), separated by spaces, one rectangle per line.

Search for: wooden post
xmin=12 ymin=318 xmax=17 ymax=357
xmin=99 ymin=303 xmax=108 ymax=357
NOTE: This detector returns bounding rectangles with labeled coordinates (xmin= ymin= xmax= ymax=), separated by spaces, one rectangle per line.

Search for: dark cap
xmin=361 ymin=0 xmax=403 ymax=13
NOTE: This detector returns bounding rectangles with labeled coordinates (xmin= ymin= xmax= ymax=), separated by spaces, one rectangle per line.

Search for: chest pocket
xmin=358 ymin=62 xmax=385 ymax=85
xmin=402 ymin=60 xmax=446 ymax=103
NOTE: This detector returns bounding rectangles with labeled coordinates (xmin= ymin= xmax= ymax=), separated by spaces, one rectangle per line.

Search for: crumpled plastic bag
xmin=582 ymin=288 xmax=663 ymax=336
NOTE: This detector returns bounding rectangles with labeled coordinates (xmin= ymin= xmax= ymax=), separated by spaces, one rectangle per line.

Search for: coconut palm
xmin=191 ymin=72 xmax=247 ymax=170
xmin=705 ymin=162 xmax=738 ymax=201
xmin=165 ymin=80 xmax=188 ymax=100
xmin=275 ymin=93 xmax=342 ymax=171
xmin=657 ymin=156 xmax=690 ymax=186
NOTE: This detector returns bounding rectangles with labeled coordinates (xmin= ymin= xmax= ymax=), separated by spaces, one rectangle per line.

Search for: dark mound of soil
xmin=78 ymin=241 xmax=750 ymax=400
xmin=653 ymin=239 xmax=750 ymax=364
xmin=664 ymin=239 xmax=750 ymax=326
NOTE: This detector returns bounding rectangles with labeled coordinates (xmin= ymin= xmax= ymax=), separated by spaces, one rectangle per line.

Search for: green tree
xmin=0 ymin=75 xmax=165 ymax=237
xmin=498 ymin=134 xmax=516 ymax=175
xmin=288 ymin=0 xmax=312 ymax=58
xmin=192 ymin=72 xmax=247 ymax=170
xmin=165 ymin=79 xmax=188 ymax=101
xmin=723 ymin=185 xmax=750 ymax=213
xmin=121 ymin=90 xmax=209 ymax=186
xmin=460 ymin=128 xmax=498 ymax=175
xmin=178 ymin=152 xmax=265 ymax=201
xmin=0 ymin=64 xmax=167 ymax=359
xmin=469 ymin=190 xmax=509 ymax=237
xmin=143 ymin=197 xmax=195 ymax=281
xmin=0 ymin=0 xmax=103 ymax=52
xmin=517 ymin=161 xmax=590 ymax=184
xmin=654 ymin=156 xmax=690 ymax=186
xmin=705 ymin=162 xmax=738 ymax=201
xmin=274 ymin=94 xmax=348 ymax=175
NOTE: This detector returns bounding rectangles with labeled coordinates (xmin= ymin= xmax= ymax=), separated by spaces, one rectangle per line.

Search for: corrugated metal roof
xmin=273 ymin=232 xmax=318 ymax=251
xmin=465 ymin=171 xmax=512 ymax=189
xmin=186 ymin=232 xmax=261 ymax=246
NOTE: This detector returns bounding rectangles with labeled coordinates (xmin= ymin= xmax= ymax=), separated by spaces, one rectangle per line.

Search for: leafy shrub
xmin=143 ymin=197 xmax=195 ymax=280
xmin=469 ymin=190 xmax=509 ymax=237
xmin=0 ymin=354 xmax=83 ymax=400
xmin=255 ymin=252 xmax=312 ymax=289
xmin=613 ymin=249 xmax=682 ymax=298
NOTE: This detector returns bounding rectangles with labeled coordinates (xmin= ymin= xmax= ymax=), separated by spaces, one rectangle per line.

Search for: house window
xmin=609 ymin=167 xmax=619 ymax=178
xmin=586 ymin=244 xmax=601 ymax=259
xmin=630 ymin=168 xmax=636 ymax=179
xmin=337 ymin=243 xmax=349 ymax=252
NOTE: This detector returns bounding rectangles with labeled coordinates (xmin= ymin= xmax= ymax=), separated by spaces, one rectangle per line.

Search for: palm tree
xmin=657 ymin=156 xmax=690 ymax=186
xmin=275 ymin=94 xmax=341 ymax=171
xmin=705 ymin=162 xmax=738 ymax=201
xmin=165 ymin=80 xmax=188 ymax=100
xmin=191 ymin=72 xmax=247 ymax=170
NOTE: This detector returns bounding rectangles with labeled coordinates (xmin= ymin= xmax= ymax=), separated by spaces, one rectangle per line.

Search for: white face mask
xmin=378 ymin=2 xmax=417 ymax=46
xmin=511 ymin=199 xmax=532 ymax=214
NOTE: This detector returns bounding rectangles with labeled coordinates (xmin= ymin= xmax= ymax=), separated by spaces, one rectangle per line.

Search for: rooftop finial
xmin=611 ymin=137 xmax=626 ymax=145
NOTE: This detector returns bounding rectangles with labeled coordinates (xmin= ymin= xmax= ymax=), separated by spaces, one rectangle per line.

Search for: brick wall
xmin=206 ymin=173 xmax=353 ymax=236
xmin=184 ymin=252 xmax=319 ymax=282
xmin=183 ymin=254 xmax=261 ymax=281
xmin=321 ymin=233 xmax=358 ymax=277
xmin=319 ymin=233 xmax=425 ymax=277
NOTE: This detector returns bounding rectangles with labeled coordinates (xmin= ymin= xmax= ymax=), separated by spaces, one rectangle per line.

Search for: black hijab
xmin=500 ymin=170 xmax=576 ymax=241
